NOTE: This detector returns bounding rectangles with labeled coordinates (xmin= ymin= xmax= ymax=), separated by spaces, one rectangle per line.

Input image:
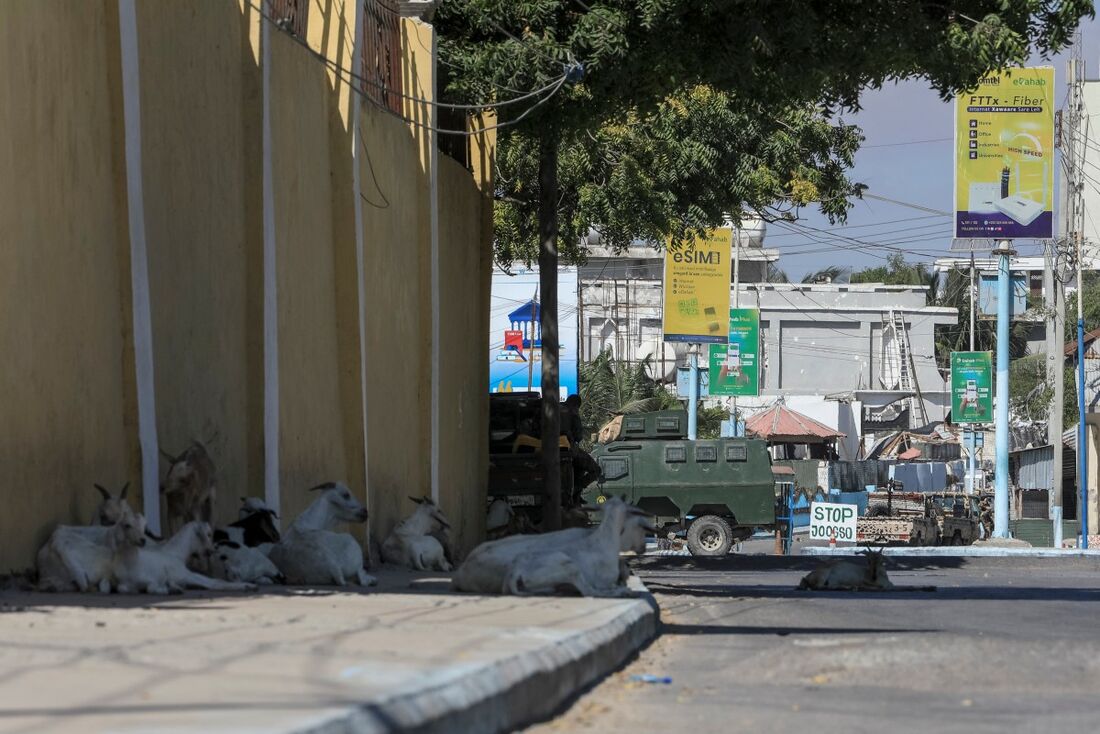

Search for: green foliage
xmin=490 ymin=90 xmax=863 ymax=264
xmin=1064 ymin=271 xmax=1100 ymax=342
xmin=850 ymin=253 xmax=932 ymax=286
xmin=436 ymin=1 xmax=1091 ymax=264
xmin=932 ymin=267 xmax=1030 ymax=369
xmin=765 ymin=262 xmax=789 ymax=284
xmin=577 ymin=350 xmax=727 ymax=441
xmin=802 ymin=266 xmax=849 ymax=284
xmin=578 ymin=350 xmax=679 ymax=443
xmin=1009 ymin=353 xmax=1051 ymax=422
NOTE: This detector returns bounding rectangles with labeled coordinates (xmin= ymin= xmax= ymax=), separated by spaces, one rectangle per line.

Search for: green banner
xmin=951 ymin=351 xmax=993 ymax=424
xmin=709 ymin=308 xmax=760 ymax=396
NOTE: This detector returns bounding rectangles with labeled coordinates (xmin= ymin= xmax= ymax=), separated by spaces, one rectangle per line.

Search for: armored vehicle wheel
xmin=687 ymin=515 xmax=733 ymax=556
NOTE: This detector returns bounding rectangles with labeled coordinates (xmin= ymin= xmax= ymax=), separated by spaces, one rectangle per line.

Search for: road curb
xmin=301 ymin=578 xmax=660 ymax=734
xmin=803 ymin=546 xmax=1100 ymax=558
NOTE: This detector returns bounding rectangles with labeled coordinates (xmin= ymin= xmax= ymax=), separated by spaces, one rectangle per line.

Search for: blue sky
xmin=775 ymin=19 xmax=1100 ymax=281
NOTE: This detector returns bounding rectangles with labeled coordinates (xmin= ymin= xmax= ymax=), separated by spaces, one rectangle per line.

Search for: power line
xmin=862 ymin=137 xmax=953 ymax=148
xmin=247 ymin=0 xmax=572 ymax=136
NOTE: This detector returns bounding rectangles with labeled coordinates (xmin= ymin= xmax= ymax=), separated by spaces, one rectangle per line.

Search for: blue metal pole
xmin=688 ymin=347 xmax=699 ymax=440
xmin=993 ymin=248 xmax=1011 ymax=538
xmin=1078 ymin=318 xmax=1089 ymax=548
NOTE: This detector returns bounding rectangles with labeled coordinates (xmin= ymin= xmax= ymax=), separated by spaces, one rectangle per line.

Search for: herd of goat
xmin=34 ymin=441 xmax=656 ymax=597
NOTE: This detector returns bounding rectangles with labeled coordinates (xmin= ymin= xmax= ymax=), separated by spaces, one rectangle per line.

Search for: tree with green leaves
xmin=850 ymin=253 xmax=933 ymax=286
xmin=436 ymin=1 xmax=1092 ymax=527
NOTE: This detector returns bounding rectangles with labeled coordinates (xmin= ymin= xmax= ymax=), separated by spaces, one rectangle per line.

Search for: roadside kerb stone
xmin=0 ymin=572 xmax=659 ymax=734
xmin=803 ymin=545 xmax=1100 ymax=558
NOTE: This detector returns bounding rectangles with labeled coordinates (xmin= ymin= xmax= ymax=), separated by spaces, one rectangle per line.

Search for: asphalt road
xmin=528 ymin=554 xmax=1100 ymax=734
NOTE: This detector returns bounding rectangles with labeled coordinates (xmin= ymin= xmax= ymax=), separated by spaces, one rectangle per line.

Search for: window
xmin=696 ymin=444 xmax=717 ymax=462
xmin=599 ymin=458 xmax=629 ymax=481
xmin=726 ymin=444 xmax=747 ymax=462
xmin=269 ymin=0 xmax=308 ymax=37
xmin=362 ymin=0 xmax=404 ymax=114
xmin=656 ymin=415 xmax=683 ymax=434
xmin=665 ymin=445 xmax=687 ymax=463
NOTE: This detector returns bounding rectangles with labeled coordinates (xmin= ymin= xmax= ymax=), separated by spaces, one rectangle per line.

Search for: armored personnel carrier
xmin=583 ymin=410 xmax=777 ymax=556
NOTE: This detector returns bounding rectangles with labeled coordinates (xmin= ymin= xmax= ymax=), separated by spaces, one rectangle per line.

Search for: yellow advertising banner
xmin=662 ymin=229 xmax=731 ymax=343
xmin=954 ymin=66 xmax=1055 ymax=239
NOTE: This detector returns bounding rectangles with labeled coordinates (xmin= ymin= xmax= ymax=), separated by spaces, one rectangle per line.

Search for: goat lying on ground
xmin=210 ymin=541 xmax=284 ymax=585
xmin=798 ymin=548 xmax=894 ymax=591
xmin=214 ymin=496 xmax=280 ymax=549
xmin=268 ymin=482 xmax=375 ymax=586
xmin=381 ymin=496 xmax=453 ymax=571
xmin=161 ymin=441 xmax=216 ymax=535
xmin=37 ymin=513 xmax=148 ymax=592
xmin=453 ymin=497 xmax=656 ymax=596
xmin=114 ymin=521 xmax=255 ymax=594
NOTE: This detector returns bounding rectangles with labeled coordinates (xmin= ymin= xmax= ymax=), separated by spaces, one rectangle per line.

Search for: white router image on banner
xmin=967 ymin=182 xmax=1002 ymax=214
xmin=994 ymin=195 xmax=1044 ymax=226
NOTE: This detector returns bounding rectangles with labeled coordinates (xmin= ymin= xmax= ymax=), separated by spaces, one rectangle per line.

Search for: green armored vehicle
xmin=583 ymin=410 xmax=777 ymax=556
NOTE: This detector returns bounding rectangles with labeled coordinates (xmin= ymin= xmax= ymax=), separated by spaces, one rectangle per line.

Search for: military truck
xmin=928 ymin=492 xmax=982 ymax=545
xmin=856 ymin=487 xmax=939 ymax=546
xmin=488 ymin=392 xmax=600 ymax=523
xmin=583 ymin=410 xmax=776 ymax=556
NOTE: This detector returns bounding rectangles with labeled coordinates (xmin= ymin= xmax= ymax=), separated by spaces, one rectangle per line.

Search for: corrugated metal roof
xmin=746 ymin=402 xmax=845 ymax=441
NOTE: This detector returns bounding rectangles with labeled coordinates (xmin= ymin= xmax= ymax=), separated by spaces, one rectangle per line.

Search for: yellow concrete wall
xmin=359 ymin=102 xmax=430 ymax=544
xmin=0 ymin=0 xmax=137 ymax=568
xmin=136 ymin=0 xmax=265 ymax=528
xmin=0 ymin=1 xmax=492 ymax=569
xmin=437 ymin=158 xmax=492 ymax=552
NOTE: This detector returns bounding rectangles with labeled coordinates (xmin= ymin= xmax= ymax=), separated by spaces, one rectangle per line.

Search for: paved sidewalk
xmin=0 ymin=571 xmax=657 ymax=734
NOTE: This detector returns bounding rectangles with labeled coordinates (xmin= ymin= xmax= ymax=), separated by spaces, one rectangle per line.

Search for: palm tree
xmin=578 ymin=351 xmax=679 ymax=442
xmin=801 ymin=265 xmax=849 ymax=284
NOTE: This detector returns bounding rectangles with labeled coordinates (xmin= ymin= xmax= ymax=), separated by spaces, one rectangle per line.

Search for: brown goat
xmin=160 ymin=442 xmax=216 ymax=535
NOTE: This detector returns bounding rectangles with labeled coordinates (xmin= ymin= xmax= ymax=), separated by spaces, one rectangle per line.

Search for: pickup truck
xmin=856 ymin=489 xmax=939 ymax=546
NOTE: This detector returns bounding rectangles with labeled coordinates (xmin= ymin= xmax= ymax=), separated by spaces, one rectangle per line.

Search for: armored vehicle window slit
xmin=695 ymin=444 xmax=717 ymax=462
xmin=665 ymin=445 xmax=687 ymax=463
xmin=725 ymin=444 xmax=747 ymax=462
xmin=599 ymin=458 xmax=629 ymax=481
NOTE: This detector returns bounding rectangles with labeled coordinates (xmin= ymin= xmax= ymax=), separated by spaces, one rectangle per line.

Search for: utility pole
xmin=993 ymin=240 xmax=1014 ymax=538
xmin=968 ymin=252 xmax=977 ymax=493
xmin=688 ymin=345 xmax=699 ymax=439
xmin=1065 ymin=37 xmax=1088 ymax=548
xmin=1045 ymin=239 xmax=1064 ymax=547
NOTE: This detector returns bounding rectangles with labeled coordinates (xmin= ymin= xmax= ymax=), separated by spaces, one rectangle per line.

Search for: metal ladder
xmin=887 ymin=310 xmax=929 ymax=426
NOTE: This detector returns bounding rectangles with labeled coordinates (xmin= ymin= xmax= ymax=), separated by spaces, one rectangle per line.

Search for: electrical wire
xmin=246 ymin=0 xmax=572 ymax=136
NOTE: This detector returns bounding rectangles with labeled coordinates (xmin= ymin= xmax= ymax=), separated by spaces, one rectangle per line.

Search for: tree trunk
xmin=539 ymin=134 xmax=561 ymax=530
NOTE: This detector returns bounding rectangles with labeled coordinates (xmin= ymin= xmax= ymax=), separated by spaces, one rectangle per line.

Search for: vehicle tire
xmin=952 ymin=531 xmax=964 ymax=546
xmin=686 ymin=515 xmax=734 ymax=557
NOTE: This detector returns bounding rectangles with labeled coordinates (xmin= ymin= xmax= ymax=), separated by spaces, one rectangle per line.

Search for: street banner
xmin=709 ymin=308 xmax=760 ymax=396
xmin=954 ymin=66 xmax=1055 ymax=239
xmin=951 ymin=351 xmax=993 ymax=424
xmin=809 ymin=502 xmax=858 ymax=542
xmin=662 ymin=229 xmax=731 ymax=343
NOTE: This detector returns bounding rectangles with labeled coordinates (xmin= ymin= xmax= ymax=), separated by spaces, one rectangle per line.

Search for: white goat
xmin=210 ymin=541 xmax=285 ymax=585
xmin=381 ymin=496 xmax=453 ymax=571
xmin=268 ymin=482 xmax=376 ymax=586
xmin=113 ymin=521 xmax=256 ymax=594
xmin=453 ymin=498 xmax=655 ymax=596
xmin=486 ymin=499 xmax=513 ymax=532
xmin=503 ymin=498 xmax=646 ymax=596
xmin=798 ymin=548 xmax=894 ymax=591
xmin=37 ymin=514 xmax=148 ymax=593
